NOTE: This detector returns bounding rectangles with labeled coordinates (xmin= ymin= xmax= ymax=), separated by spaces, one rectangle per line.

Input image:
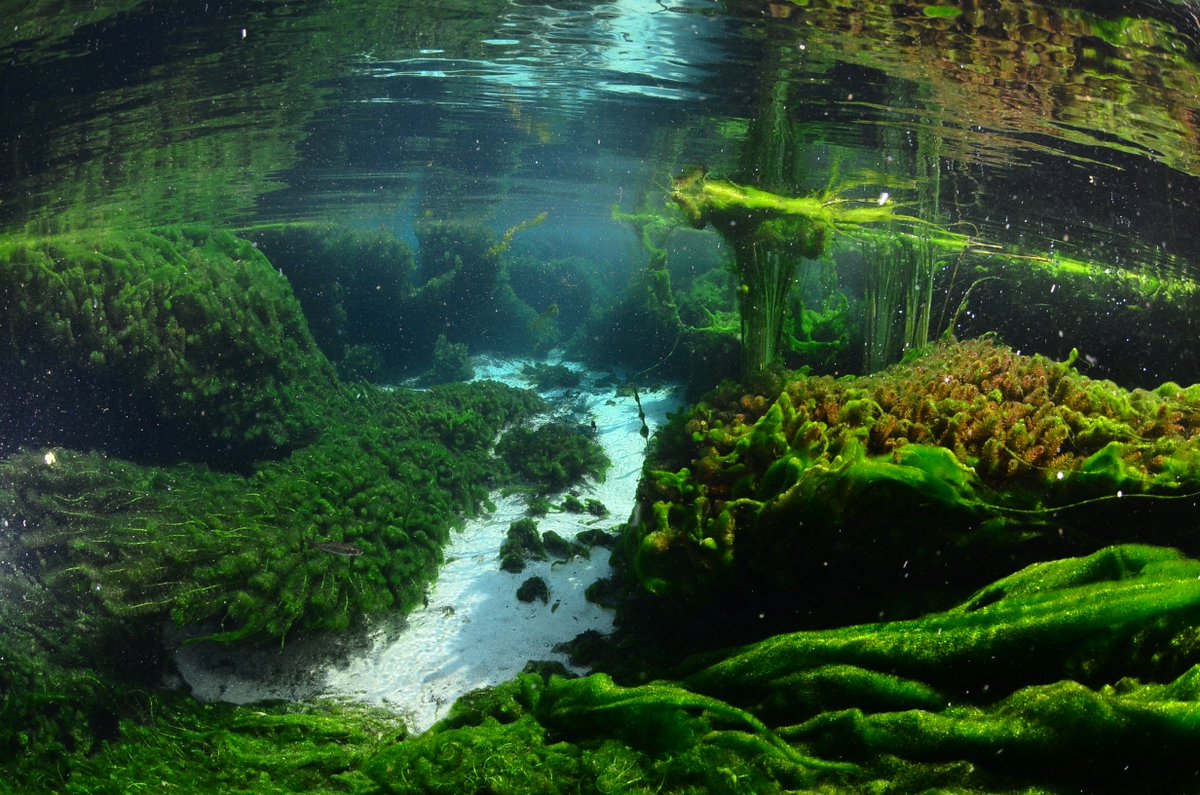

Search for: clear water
xmin=6 ymin=1 xmax=1198 ymax=271
xmin=6 ymin=1 xmax=1200 ymax=791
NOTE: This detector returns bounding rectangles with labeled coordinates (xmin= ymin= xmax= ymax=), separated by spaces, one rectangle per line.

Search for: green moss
xmin=1 ymin=380 xmax=545 ymax=647
xmin=628 ymin=338 xmax=1200 ymax=630
xmin=516 ymin=576 xmax=550 ymax=604
xmin=499 ymin=518 xmax=547 ymax=575
xmin=0 ymin=226 xmax=337 ymax=467
xmin=56 ymin=696 xmax=403 ymax=795
xmin=355 ymin=546 xmax=1200 ymax=795
xmin=669 ymin=171 xmax=955 ymax=377
xmin=496 ymin=422 xmax=610 ymax=494
xmin=418 ymin=334 xmax=475 ymax=385
xmin=922 ymin=5 xmax=963 ymax=19
xmin=519 ymin=362 xmax=582 ymax=391
xmin=542 ymin=530 xmax=588 ymax=561
xmin=241 ymin=224 xmax=415 ymax=374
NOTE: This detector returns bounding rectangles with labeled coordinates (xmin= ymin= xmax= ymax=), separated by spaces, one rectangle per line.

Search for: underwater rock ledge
xmin=628 ymin=337 xmax=1200 ymax=639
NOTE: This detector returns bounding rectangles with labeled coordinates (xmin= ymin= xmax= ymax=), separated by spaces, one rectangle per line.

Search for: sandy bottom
xmin=174 ymin=356 xmax=680 ymax=734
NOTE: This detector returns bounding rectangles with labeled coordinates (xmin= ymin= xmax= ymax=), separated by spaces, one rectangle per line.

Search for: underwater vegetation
xmin=418 ymin=335 xmax=475 ymax=386
xmin=363 ymin=545 xmax=1200 ymax=795
xmin=409 ymin=217 xmax=542 ymax=358
xmin=496 ymin=422 xmax=610 ymax=495
xmin=247 ymin=219 xmax=553 ymax=381
xmin=0 ymin=380 xmax=544 ymax=647
xmin=0 ymin=379 xmax=545 ymax=784
xmin=241 ymin=223 xmax=416 ymax=378
xmin=0 ymin=218 xmax=547 ymax=782
xmin=629 ymin=337 xmax=1200 ymax=633
xmin=0 ymin=226 xmax=336 ymax=467
xmin=12 ymin=544 xmax=1200 ymax=793
xmin=670 ymin=168 xmax=942 ymax=379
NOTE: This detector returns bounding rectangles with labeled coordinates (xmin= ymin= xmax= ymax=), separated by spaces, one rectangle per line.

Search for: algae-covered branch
xmin=670 ymin=168 xmax=941 ymax=378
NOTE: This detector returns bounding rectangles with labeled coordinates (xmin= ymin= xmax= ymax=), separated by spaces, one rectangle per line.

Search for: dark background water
xmin=4 ymin=0 xmax=1200 ymax=378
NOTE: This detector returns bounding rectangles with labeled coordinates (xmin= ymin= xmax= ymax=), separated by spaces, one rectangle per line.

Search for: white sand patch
xmin=174 ymin=356 xmax=681 ymax=735
xmin=321 ymin=357 xmax=681 ymax=732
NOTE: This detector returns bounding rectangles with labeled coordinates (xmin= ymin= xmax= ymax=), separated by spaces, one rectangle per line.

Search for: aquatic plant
xmin=359 ymin=545 xmax=1200 ymax=794
xmin=516 ymin=576 xmax=550 ymax=604
xmin=0 ymin=226 xmax=336 ymax=467
xmin=507 ymin=255 xmax=599 ymax=342
xmin=519 ymin=362 xmax=581 ymax=391
xmin=670 ymin=168 xmax=943 ymax=378
xmin=47 ymin=695 xmax=405 ymax=795
xmin=242 ymin=223 xmax=416 ymax=373
xmin=1 ymin=380 xmax=545 ymax=647
xmin=495 ymin=422 xmax=610 ymax=495
xmin=542 ymin=530 xmax=588 ymax=561
xmin=13 ymin=545 xmax=1200 ymax=793
xmin=418 ymin=334 xmax=474 ymax=385
xmin=627 ymin=338 xmax=1200 ymax=630
xmin=405 ymin=218 xmax=540 ymax=358
xmin=499 ymin=518 xmax=547 ymax=573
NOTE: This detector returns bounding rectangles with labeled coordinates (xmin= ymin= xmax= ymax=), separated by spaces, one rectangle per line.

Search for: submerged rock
xmin=516 ymin=576 xmax=550 ymax=604
xmin=627 ymin=338 xmax=1200 ymax=637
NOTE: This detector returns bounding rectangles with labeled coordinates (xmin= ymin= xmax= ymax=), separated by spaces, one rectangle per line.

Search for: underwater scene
xmin=5 ymin=0 xmax=1200 ymax=792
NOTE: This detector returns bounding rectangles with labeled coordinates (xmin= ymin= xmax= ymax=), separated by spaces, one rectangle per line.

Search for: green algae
xmin=1 ymin=379 xmax=545 ymax=646
xmin=50 ymin=698 xmax=404 ymax=795
xmin=363 ymin=545 xmax=1200 ymax=795
xmin=496 ymin=422 xmax=610 ymax=495
xmin=0 ymin=226 xmax=336 ymax=467
xmin=11 ymin=546 xmax=1200 ymax=793
xmin=668 ymin=169 xmax=949 ymax=377
xmin=627 ymin=338 xmax=1200 ymax=626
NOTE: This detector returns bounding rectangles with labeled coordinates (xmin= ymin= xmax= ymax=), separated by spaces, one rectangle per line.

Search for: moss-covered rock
xmin=496 ymin=422 xmax=610 ymax=494
xmin=628 ymin=338 xmax=1200 ymax=634
xmin=516 ymin=576 xmax=550 ymax=604
xmin=0 ymin=226 xmax=337 ymax=467
xmin=499 ymin=518 xmax=547 ymax=574
xmin=241 ymin=223 xmax=416 ymax=374
xmin=0 ymin=380 xmax=544 ymax=647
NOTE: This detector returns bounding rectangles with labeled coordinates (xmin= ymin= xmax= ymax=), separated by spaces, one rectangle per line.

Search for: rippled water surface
xmin=5 ymin=1 xmax=1199 ymax=280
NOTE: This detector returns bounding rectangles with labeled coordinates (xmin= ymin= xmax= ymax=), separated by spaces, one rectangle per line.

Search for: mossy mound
xmin=499 ymin=518 xmax=547 ymax=573
xmin=0 ymin=226 xmax=337 ymax=467
xmin=417 ymin=334 xmax=475 ymax=386
xmin=496 ymin=421 xmax=610 ymax=494
xmin=241 ymin=223 xmax=416 ymax=375
xmin=362 ymin=546 xmax=1200 ymax=795
xmin=1 ymin=381 xmax=544 ymax=647
xmin=630 ymin=337 xmax=1200 ymax=631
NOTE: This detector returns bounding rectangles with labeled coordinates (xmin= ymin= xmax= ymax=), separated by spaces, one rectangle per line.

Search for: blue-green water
xmin=6 ymin=2 xmax=1200 ymax=793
